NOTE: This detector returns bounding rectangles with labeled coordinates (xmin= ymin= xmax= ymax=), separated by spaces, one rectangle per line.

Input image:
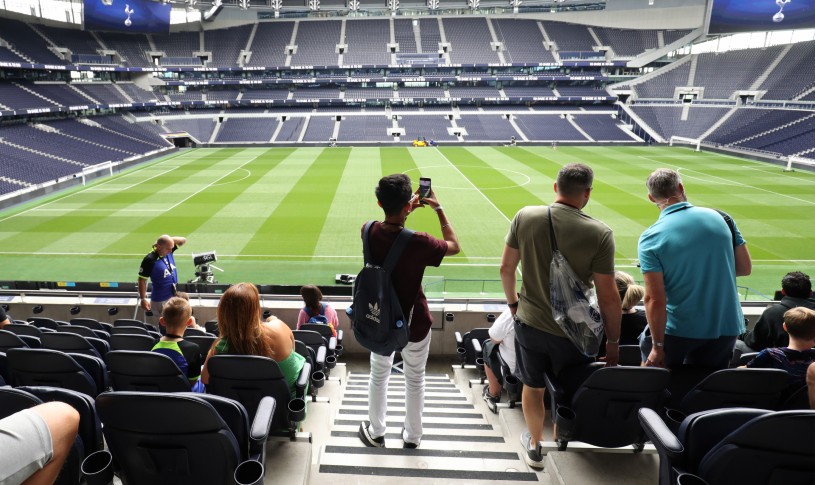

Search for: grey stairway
xmin=313 ymin=372 xmax=541 ymax=483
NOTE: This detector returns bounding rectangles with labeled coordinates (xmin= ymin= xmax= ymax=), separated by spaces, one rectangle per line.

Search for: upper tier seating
xmin=38 ymin=25 xmax=102 ymax=55
xmin=419 ymin=18 xmax=442 ymax=55
xmin=759 ymin=40 xmax=815 ymax=100
xmin=0 ymin=83 xmax=59 ymax=110
xmin=247 ymin=22 xmax=293 ymax=67
xmin=694 ymin=46 xmax=784 ymax=99
xmin=541 ymin=21 xmax=596 ymax=52
xmin=492 ymin=19 xmax=556 ymax=64
xmin=0 ymin=18 xmax=65 ymax=64
xmin=96 ymin=32 xmax=153 ymax=67
xmin=633 ymin=62 xmax=692 ymax=99
xmin=204 ymin=25 xmax=253 ymax=67
xmin=343 ymin=19 xmax=391 ymax=66
xmin=291 ymin=20 xmax=341 ymax=66
xmin=443 ymin=18 xmax=500 ymax=64
xmin=593 ymin=28 xmax=659 ymax=57
xmin=394 ymin=19 xmax=417 ymax=54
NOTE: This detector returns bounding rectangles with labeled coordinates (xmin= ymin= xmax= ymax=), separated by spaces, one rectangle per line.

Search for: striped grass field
xmin=0 ymin=145 xmax=812 ymax=300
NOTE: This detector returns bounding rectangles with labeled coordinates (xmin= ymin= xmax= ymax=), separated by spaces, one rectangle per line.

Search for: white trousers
xmin=368 ymin=331 xmax=431 ymax=444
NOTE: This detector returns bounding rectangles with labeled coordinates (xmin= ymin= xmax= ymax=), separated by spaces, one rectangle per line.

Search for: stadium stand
xmin=632 ymin=61 xmax=692 ymax=99
xmin=337 ymin=115 xmax=393 ymax=141
xmin=393 ymin=19 xmax=417 ymax=54
xmin=593 ymin=28 xmax=660 ymax=57
xmin=443 ymin=18 xmax=500 ymax=64
xmin=302 ymin=116 xmax=336 ymax=142
xmin=759 ymin=40 xmax=815 ymax=100
xmin=247 ymin=21 xmax=294 ymax=67
xmin=163 ymin=118 xmax=218 ymax=143
xmin=458 ymin=115 xmax=519 ymax=141
xmin=96 ymin=32 xmax=153 ymax=67
xmin=693 ymin=46 xmax=784 ymax=99
xmin=492 ymin=19 xmax=556 ymax=64
xmin=0 ymin=18 xmax=65 ymax=64
xmin=290 ymin=20 xmax=342 ymax=66
xmin=343 ymin=19 xmax=391 ymax=66
xmin=204 ymin=25 xmax=253 ymax=67
xmin=216 ymin=117 xmax=279 ymax=143
xmin=515 ymin=114 xmax=587 ymax=141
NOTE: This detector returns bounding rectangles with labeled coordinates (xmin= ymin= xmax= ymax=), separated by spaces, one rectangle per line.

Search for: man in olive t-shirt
xmin=500 ymin=163 xmax=621 ymax=469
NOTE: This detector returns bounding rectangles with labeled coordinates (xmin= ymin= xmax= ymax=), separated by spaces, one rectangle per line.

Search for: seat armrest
xmin=315 ymin=345 xmax=327 ymax=369
xmin=455 ymin=331 xmax=463 ymax=346
xmin=675 ymin=473 xmax=709 ymax=485
xmin=328 ymin=337 xmax=337 ymax=353
xmin=336 ymin=330 xmax=343 ymax=345
xmin=638 ymin=408 xmax=684 ymax=460
xmin=543 ymin=370 xmax=568 ymax=407
xmin=471 ymin=338 xmax=483 ymax=354
xmin=296 ymin=362 xmax=311 ymax=398
xmin=249 ymin=396 xmax=276 ymax=446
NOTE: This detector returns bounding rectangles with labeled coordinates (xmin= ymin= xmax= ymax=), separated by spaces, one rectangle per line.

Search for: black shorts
xmin=513 ymin=318 xmax=593 ymax=388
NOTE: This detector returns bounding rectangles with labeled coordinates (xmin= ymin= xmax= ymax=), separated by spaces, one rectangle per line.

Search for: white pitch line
xmin=165 ymin=155 xmax=261 ymax=212
xmin=434 ymin=148 xmax=512 ymax=224
xmin=638 ymin=156 xmax=815 ymax=206
xmin=88 ymin=166 xmax=182 ymax=191
xmin=32 ymin=208 xmax=166 ymax=213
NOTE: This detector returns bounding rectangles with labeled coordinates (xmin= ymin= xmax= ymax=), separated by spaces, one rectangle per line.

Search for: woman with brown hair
xmin=297 ymin=284 xmax=339 ymax=337
xmin=201 ymin=282 xmax=305 ymax=398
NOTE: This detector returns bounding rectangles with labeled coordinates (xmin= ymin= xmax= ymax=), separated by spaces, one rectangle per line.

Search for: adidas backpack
xmin=348 ymin=221 xmax=414 ymax=356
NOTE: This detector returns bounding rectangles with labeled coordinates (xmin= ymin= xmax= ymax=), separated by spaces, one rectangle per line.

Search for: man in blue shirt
xmin=138 ymin=234 xmax=186 ymax=326
xmin=638 ymin=169 xmax=751 ymax=370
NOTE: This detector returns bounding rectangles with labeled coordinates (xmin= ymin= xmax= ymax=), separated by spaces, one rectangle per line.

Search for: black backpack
xmin=348 ymin=221 xmax=414 ymax=356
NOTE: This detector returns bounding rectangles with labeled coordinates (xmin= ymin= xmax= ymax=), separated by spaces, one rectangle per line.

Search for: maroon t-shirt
xmin=364 ymin=222 xmax=448 ymax=342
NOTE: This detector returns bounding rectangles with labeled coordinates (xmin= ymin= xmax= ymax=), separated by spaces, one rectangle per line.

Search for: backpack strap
xmin=547 ymin=206 xmax=558 ymax=252
xmin=304 ymin=306 xmax=312 ymax=318
xmin=362 ymin=221 xmax=415 ymax=274
xmin=362 ymin=221 xmax=376 ymax=266
xmin=713 ymin=209 xmax=737 ymax=248
xmin=383 ymin=228 xmax=414 ymax=275
xmin=320 ymin=303 xmax=326 ymax=316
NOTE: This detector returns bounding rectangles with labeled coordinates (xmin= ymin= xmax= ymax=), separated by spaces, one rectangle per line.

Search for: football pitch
xmin=1 ymin=145 xmax=813 ymax=300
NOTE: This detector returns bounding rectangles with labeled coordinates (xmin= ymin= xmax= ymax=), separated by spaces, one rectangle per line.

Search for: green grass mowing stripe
xmin=241 ymin=147 xmax=350 ymax=256
xmin=95 ymin=148 xmax=287 ymax=256
xmin=314 ymin=147 xmax=391 ymax=258
xmin=380 ymin=146 xmax=418 ymax=178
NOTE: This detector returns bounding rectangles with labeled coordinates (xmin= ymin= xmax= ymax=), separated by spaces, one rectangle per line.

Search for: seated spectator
xmin=738 ymin=271 xmax=815 ymax=352
xmin=599 ymin=272 xmax=647 ymax=358
xmin=201 ymin=282 xmax=306 ymax=399
xmin=0 ymin=402 xmax=79 ymax=485
xmin=745 ymin=307 xmax=815 ymax=396
xmin=297 ymin=285 xmax=339 ymax=337
xmin=152 ymin=297 xmax=204 ymax=391
xmin=0 ymin=305 xmax=9 ymax=328
xmin=482 ymin=309 xmax=517 ymax=413
xmin=174 ymin=291 xmax=201 ymax=330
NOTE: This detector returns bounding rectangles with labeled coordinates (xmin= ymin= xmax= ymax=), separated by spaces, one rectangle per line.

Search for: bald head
xmin=155 ymin=235 xmax=175 ymax=256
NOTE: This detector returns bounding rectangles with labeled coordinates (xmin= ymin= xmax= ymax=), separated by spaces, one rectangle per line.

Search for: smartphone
xmin=419 ymin=177 xmax=432 ymax=198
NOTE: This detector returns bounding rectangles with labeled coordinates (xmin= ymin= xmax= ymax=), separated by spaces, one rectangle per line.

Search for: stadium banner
xmin=707 ymin=0 xmax=815 ymax=34
xmin=83 ymin=0 xmax=171 ymax=34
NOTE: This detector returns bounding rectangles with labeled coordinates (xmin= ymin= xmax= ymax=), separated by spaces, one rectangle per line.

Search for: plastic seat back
xmin=19 ymin=385 xmax=104 ymax=454
xmin=107 ymin=351 xmax=191 ymax=392
xmin=109 ymin=334 xmax=157 ymax=352
xmin=41 ymin=332 xmax=104 ymax=360
xmin=4 ymin=323 xmax=45 ymax=338
xmin=565 ymin=366 xmax=671 ymax=448
xmin=185 ymin=335 xmax=218 ymax=356
xmin=96 ymin=391 xmax=245 ymax=485
xmin=680 ymin=368 xmax=789 ymax=414
xmin=300 ymin=323 xmax=333 ymax=340
xmin=206 ymin=355 xmax=291 ymax=430
xmin=70 ymin=318 xmax=105 ymax=331
xmin=698 ymin=410 xmax=815 ymax=485
xmin=29 ymin=317 xmax=62 ymax=330
xmin=0 ymin=329 xmax=30 ymax=352
xmin=7 ymin=348 xmax=102 ymax=397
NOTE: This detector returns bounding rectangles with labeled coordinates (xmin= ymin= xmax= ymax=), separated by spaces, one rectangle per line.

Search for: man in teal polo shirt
xmin=639 ymin=168 xmax=752 ymax=370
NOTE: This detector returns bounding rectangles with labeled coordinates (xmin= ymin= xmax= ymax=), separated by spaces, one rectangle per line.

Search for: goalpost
xmin=80 ymin=161 xmax=114 ymax=185
xmin=668 ymin=136 xmax=701 ymax=151
xmin=784 ymin=155 xmax=815 ymax=172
